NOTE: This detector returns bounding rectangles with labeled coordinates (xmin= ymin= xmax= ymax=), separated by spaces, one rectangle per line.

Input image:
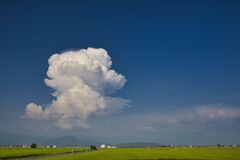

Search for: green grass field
xmin=0 ymin=147 xmax=86 ymax=159
xmin=0 ymin=147 xmax=239 ymax=160
xmin=44 ymin=147 xmax=240 ymax=160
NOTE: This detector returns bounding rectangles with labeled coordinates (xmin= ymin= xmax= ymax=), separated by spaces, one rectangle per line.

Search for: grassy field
xmin=43 ymin=147 xmax=240 ymax=160
xmin=0 ymin=147 xmax=239 ymax=160
xmin=0 ymin=147 xmax=86 ymax=159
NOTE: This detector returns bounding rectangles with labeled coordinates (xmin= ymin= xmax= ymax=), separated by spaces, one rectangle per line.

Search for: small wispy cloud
xmin=106 ymin=104 xmax=240 ymax=134
xmin=167 ymin=105 xmax=240 ymax=125
xmin=196 ymin=105 xmax=240 ymax=120
xmin=23 ymin=48 xmax=129 ymax=129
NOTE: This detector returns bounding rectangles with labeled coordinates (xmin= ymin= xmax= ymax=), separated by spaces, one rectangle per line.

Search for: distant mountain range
xmin=0 ymin=134 xmax=102 ymax=147
xmin=0 ymin=134 xmax=44 ymax=146
xmin=0 ymin=134 xmax=165 ymax=147
xmin=39 ymin=136 xmax=102 ymax=147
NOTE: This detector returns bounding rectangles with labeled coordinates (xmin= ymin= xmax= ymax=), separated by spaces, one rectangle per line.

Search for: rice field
xmin=0 ymin=147 xmax=86 ymax=159
xmin=43 ymin=147 xmax=240 ymax=160
xmin=1 ymin=147 xmax=240 ymax=160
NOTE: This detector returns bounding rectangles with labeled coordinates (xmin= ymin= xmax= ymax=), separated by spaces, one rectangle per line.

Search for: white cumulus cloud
xmin=23 ymin=48 xmax=129 ymax=129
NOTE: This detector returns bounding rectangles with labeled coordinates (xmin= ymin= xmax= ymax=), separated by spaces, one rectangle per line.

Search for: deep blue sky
xmin=0 ymin=0 xmax=240 ymax=144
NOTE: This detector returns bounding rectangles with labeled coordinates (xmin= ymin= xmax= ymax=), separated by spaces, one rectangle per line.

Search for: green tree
xmin=30 ymin=143 xmax=37 ymax=148
xmin=90 ymin=145 xmax=97 ymax=150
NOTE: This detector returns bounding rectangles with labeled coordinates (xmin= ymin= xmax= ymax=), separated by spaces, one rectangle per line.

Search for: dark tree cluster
xmin=90 ymin=145 xmax=97 ymax=150
xmin=30 ymin=143 xmax=37 ymax=148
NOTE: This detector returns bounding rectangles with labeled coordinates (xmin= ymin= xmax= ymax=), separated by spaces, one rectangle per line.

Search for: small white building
xmin=100 ymin=144 xmax=106 ymax=148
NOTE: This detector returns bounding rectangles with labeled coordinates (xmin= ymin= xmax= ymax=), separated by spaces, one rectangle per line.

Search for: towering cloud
xmin=23 ymin=48 xmax=129 ymax=129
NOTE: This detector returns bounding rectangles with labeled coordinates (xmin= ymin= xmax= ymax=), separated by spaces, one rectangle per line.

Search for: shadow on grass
xmin=130 ymin=159 xmax=204 ymax=160
xmin=2 ymin=150 xmax=86 ymax=160
xmin=1 ymin=154 xmax=43 ymax=160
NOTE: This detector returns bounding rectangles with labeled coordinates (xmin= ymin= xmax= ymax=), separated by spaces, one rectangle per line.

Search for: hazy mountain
xmin=40 ymin=136 xmax=102 ymax=147
xmin=0 ymin=133 xmax=166 ymax=147
xmin=0 ymin=134 xmax=102 ymax=147
xmin=0 ymin=133 xmax=46 ymax=146
xmin=117 ymin=142 xmax=165 ymax=148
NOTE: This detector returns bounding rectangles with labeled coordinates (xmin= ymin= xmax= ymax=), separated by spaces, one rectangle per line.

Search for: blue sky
xmin=0 ymin=0 xmax=240 ymax=145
